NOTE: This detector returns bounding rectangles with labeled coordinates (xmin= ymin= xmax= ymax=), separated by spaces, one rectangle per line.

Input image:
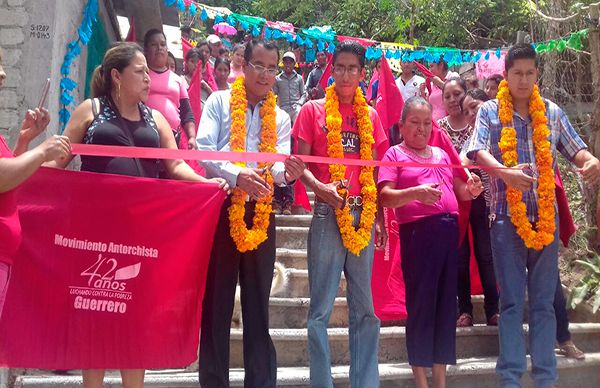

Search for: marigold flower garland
xmin=325 ymin=84 xmax=377 ymax=256
xmin=228 ymin=77 xmax=278 ymax=252
xmin=497 ymin=79 xmax=556 ymax=250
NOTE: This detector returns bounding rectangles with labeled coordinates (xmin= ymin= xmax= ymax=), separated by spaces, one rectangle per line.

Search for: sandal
xmin=556 ymin=341 xmax=585 ymax=360
xmin=487 ymin=313 xmax=499 ymax=326
xmin=456 ymin=313 xmax=473 ymax=327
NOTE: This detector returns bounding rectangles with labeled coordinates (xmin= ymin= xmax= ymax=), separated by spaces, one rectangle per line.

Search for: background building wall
xmin=0 ymin=0 xmax=119 ymax=148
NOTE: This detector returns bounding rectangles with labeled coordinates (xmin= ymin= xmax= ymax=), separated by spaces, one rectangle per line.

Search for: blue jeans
xmin=307 ymin=202 xmax=380 ymax=388
xmin=490 ymin=215 xmax=558 ymax=388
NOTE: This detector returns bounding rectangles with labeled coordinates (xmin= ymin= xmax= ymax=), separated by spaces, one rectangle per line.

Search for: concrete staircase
xmin=15 ymin=202 xmax=600 ymax=387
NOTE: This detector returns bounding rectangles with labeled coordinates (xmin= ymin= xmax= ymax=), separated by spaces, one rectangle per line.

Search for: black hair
xmin=244 ymin=39 xmax=280 ymax=63
xmin=485 ymin=74 xmax=504 ymax=85
xmin=219 ymin=47 xmax=229 ymax=56
xmin=143 ymin=28 xmax=166 ymax=49
xmin=401 ymin=96 xmax=432 ymax=123
xmin=442 ymin=77 xmax=467 ymax=94
xmin=196 ymin=39 xmax=208 ymax=49
xmin=505 ymin=43 xmax=538 ymax=71
xmin=332 ymin=40 xmax=366 ymax=68
xmin=232 ymin=43 xmax=245 ymax=54
xmin=214 ymin=57 xmax=231 ymax=71
xmin=91 ymin=42 xmax=144 ymax=98
xmin=185 ymin=47 xmax=203 ymax=62
xmin=431 ymin=59 xmax=449 ymax=71
xmin=459 ymin=88 xmax=490 ymax=112
xmin=167 ymin=51 xmax=177 ymax=72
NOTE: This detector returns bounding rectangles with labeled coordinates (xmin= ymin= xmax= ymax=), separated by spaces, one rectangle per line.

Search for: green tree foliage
xmin=248 ymin=0 xmax=532 ymax=48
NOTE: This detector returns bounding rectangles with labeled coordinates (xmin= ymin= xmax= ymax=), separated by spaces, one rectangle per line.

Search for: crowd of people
xmin=1 ymin=25 xmax=599 ymax=388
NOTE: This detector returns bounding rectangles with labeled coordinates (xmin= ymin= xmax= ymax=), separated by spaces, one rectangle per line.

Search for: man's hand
xmin=315 ymin=181 xmax=344 ymax=209
xmin=236 ymin=168 xmax=271 ymax=200
xmin=498 ymin=163 xmax=536 ymax=192
xmin=374 ymin=215 xmax=388 ymax=250
xmin=579 ymin=158 xmax=600 ymax=186
xmin=284 ymin=156 xmax=305 ymax=183
xmin=20 ymin=108 xmax=50 ymax=142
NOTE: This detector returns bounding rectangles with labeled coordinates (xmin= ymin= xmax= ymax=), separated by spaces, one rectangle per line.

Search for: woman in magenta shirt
xmin=143 ymin=29 xmax=197 ymax=150
xmin=0 ymin=51 xmax=70 ymax=318
xmin=378 ymin=96 xmax=482 ymax=388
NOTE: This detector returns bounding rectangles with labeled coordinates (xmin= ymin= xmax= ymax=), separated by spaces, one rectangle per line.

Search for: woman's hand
xmin=418 ymin=83 xmax=428 ymax=99
xmin=208 ymin=177 xmax=230 ymax=193
xmin=413 ymin=183 xmax=442 ymax=205
xmin=466 ymin=174 xmax=484 ymax=198
xmin=37 ymin=135 xmax=71 ymax=163
xmin=20 ymin=108 xmax=50 ymax=142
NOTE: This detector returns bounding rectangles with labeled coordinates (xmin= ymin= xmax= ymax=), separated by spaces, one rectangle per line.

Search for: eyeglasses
xmin=332 ymin=66 xmax=362 ymax=76
xmin=247 ymin=62 xmax=279 ymax=77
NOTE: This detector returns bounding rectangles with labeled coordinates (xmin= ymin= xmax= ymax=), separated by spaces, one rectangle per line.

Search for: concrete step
xmin=283 ymin=269 xmax=346 ymax=298
xmin=276 ymin=226 xmax=309 ymax=249
xmin=17 ymin=351 xmax=600 ymax=387
xmin=277 ymin=248 xmax=308 ymax=270
xmin=269 ymin=297 xmax=347 ymax=328
xmin=275 ymin=214 xmax=313 ymax=227
xmin=268 ymin=292 xmax=596 ymax=329
xmin=227 ymin=323 xmax=600 ymax=368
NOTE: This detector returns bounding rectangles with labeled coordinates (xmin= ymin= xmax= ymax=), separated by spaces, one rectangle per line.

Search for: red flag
xmin=125 ymin=17 xmax=136 ymax=42
xmin=182 ymin=38 xmax=193 ymax=60
xmin=0 ymin=168 xmax=225 ymax=369
xmin=188 ymin=65 xmax=202 ymax=127
xmin=372 ymin=207 xmax=406 ymax=321
xmin=291 ymin=136 xmax=312 ymax=212
xmin=375 ymin=56 xmax=404 ymax=130
xmin=555 ymin=169 xmax=576 ymax=247
xmin=182 ymin=65 xmax=205 ymax=174
xmin=204 ymin=62 xmax=218 ymax=92
xmin=318 ymin=55 xmax=333 ymax=91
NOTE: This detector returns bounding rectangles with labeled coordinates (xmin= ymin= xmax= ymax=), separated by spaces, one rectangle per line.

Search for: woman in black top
xmin=51 ymin=42 xmax=228 ymax=388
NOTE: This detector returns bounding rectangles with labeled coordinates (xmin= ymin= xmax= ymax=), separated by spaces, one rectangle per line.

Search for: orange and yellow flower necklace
xmin=325 ymin=84 xmax=377 ymax=256
xmin=497 ymin=79 xmax=555 ymax=250
xmin=228 ymin=77 xmax=278 ymax=252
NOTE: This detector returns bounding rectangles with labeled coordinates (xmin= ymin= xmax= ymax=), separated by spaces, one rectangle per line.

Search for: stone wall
xmin=0 ymin=0 xmax=118 ymax=148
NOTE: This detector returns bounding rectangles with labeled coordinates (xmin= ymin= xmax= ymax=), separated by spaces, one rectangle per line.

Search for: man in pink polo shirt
xmin=293 ymin=40 xmax=388 ymax=387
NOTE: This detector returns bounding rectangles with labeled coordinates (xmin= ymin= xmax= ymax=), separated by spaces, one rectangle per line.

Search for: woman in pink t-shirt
xmin=421 ymin=59 xmax=459 ymax=122
xmin=228 ymin=44 xmax=245 ymax=83
xmin=0 ymin=51 xmax=70 ymax=318
xmin=144 ymin=29 xmax=197 ymax=150
xmin=378 ymin=96 xmax=482 ymax=388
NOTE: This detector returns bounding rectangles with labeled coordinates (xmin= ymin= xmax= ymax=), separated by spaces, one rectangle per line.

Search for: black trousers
xmin=273 ymin=184 xmax=294 ymax=205
xmin=199 ymin=199 xmax=277 ymax=388
xmin=554 ymin=273 xmax=571 ymax=343
xmin=401 ymin=213 xmax=458 ymax=367
xmin=456 ymin=195 xmax=499 ymax=320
